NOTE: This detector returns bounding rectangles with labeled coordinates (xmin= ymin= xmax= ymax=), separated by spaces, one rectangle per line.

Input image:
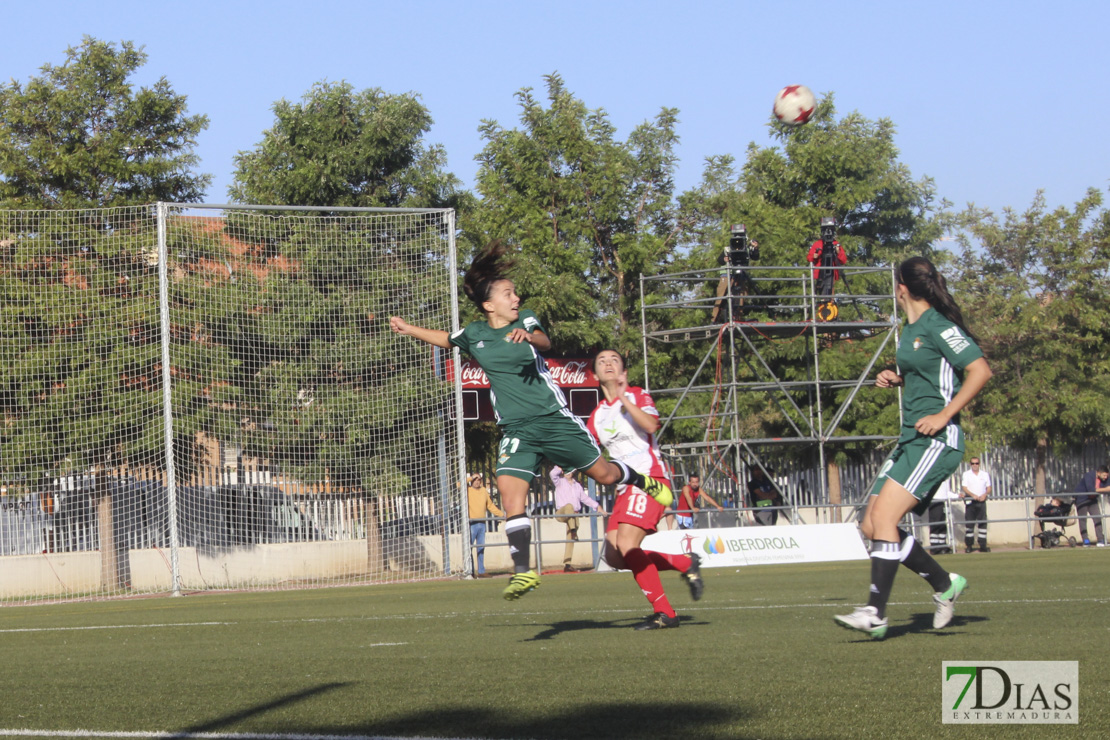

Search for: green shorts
xmin=869 ymin=435 xmax=964 ymax=515
xmin=496 ymin=410 xmax=602 ymax=482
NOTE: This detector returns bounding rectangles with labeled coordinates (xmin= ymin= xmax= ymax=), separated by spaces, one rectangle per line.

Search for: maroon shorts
xmin=606 ymin=480 xmax=669 ymax=534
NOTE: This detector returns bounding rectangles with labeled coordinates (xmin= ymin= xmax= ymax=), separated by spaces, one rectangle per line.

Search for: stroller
xmin=1032 ymin=497 xmax=1077 ymax=549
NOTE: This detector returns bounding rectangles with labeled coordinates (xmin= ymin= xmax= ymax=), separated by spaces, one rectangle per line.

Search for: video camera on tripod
xmin=727 ymin=224 xmax=759 ymax=272
xmin=817 ymin=217 xmax=839 ymax=268
xmin=807 ymin=216 xmax=848 ymax=321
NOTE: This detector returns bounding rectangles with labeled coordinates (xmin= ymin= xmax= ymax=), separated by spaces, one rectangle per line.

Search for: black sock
xmin=897 ymin=529 xmax=951 ymax=593
xmin=504 ymin=515 xmax=532 ymax=573
xmin=612 ymin=460 xmax=646 ymax=489
xmin=865 ymin=540 xmax=900 ymax=619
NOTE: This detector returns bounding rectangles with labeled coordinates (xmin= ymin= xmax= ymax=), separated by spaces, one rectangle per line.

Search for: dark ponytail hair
xmin=463 ymin=241 xmax=516 ymax=312
xmin=897 ymin=256 xmax=977 ymax=342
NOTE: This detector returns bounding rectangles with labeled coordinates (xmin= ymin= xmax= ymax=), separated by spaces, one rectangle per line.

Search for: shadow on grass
xmin=169 ymin=682 xmax=348 ymax=738
xmin=901 ymin=611 xmax=990 ymax=637
xmin=522 ymin=613 xmax=707 ymax=641
xmin=332 ymin=701 xmax=755 ymax=740
xmin=838 ymin=611 xmax=990 ymax=641
xmin=168 ymin=689 xmax=759 ymax=740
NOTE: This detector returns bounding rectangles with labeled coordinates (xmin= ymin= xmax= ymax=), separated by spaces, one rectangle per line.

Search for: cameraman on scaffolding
xmin=807 ymin=217 xmax=847 ymax=321
xmin=711 ymin=224 xmax=760 ymax=323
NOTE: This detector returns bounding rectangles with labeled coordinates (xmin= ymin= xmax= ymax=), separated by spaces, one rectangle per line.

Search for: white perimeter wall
xmin=0 ymin=499 xmax=1069 ymax=599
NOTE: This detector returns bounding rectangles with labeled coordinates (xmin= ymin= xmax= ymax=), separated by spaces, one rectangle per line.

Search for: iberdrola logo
xmin=702 ymin=535 xmax=727 ymax=555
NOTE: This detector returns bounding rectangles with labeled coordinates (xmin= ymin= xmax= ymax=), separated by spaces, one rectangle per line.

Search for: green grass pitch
xmin=0 ymin=550 xmax=1106 ymax=739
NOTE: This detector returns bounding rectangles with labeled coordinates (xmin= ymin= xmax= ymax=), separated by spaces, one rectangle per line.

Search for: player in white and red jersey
xmin=587 ymin=350 xmax=704 ymax=630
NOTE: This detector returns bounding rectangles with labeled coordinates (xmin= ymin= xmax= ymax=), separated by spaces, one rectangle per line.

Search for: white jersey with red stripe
xmin=586 ymin=386 xmax=669 ymax=482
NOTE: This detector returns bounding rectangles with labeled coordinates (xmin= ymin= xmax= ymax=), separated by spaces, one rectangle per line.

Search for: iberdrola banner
xmin=640 ymin=523 xmax=868 ymax=568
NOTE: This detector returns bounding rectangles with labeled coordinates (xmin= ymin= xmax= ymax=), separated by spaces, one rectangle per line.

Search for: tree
xmin=227 ymin=81 xmax=472 ymax=570
xmin=662 ymin=96 xmax=950 ymax=503
xmin=0 ymin=206 xmax=169 ymax=588
xmin=229 ymin=81 xmax=467 ymax=210
xmin=0 ymin=37 xmax=210 ymax=208
xmin=176 ymin=212 xmax=462 ymax=572
xmin=468 ymin=73 xmax=681 ymax=353
xmin=677 ymin=94 xmax=946 ymax=286
xmin=461 ymin=75 xmax=682 ymax=469
xmin=951 ymin=189 xmax=1110 ymax=495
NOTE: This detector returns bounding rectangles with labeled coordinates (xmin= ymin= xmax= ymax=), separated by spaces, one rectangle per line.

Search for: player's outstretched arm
xmin=389 ymin=316 xmax=451 ymax=349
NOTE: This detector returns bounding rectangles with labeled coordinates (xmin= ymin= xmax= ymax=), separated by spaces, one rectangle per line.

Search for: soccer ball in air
xmin=773 ymin=85 xmax=816 ymax=125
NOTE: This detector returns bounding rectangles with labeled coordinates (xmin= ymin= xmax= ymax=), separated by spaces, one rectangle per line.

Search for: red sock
xmin=624 ymin=547 xmax=676 ymax=618
xmin=648 ymin=550 xmax=690 ymax=573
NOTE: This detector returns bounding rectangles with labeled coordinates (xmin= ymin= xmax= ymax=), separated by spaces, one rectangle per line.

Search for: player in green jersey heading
xmin=390 ymin=242 xmax=673 ymax=600
xmin=835 ymin=257 xmax=992 ymax=639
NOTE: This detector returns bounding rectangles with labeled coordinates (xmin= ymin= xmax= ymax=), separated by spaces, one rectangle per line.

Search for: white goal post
xmin=0 ymin=203 xmax=469 ymax=603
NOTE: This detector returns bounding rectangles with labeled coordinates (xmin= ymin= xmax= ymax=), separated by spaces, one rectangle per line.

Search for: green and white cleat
xmin=933 ymin=573 xmax=968 ymax=629
xmin=834 ymin=605 xmax=888 ymax=640
xmin=502 ymin=570 xmax=541 ymax=601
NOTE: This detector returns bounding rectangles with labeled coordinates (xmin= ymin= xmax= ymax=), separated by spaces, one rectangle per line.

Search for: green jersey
xmin=895 ymin=307 xmax=984 ymax=450
xmin=449 ymin=308 xmax=566 ymax=425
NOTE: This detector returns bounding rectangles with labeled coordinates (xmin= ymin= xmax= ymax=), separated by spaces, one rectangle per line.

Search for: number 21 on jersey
xmin=498 ymin=437 xmax=521 ymax=464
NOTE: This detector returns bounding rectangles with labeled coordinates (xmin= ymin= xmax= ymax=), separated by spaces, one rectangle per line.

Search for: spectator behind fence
xmin=927 ymin=479 xmax=957 ymax=554
xmin=960 ymin=457 xmax=991 ymax=553
xmin=676 ymin=474 xmax=724 ymax=529
xmin=550 ymin=465 xmax=604 ymax=572
xmin=1073 ymin=466 xmax=1108 ymax=547
xmin=468 ymin=474 xmax=504 ymax=576
xmin=747 ymin=467 xmax=785 ymax=526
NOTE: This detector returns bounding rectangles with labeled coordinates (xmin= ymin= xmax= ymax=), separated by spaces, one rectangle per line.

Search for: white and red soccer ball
xmin=773 ymin=85 xmax=816 ymax=126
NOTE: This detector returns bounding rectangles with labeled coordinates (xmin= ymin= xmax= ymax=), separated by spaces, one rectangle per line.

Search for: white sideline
xmin=2 ymin=595 xmax=1107 ymax=636
xmin=0 ymin=622 xmax=234 ymax=633
xmin=0 ymin=731 xmax=480 ymax=740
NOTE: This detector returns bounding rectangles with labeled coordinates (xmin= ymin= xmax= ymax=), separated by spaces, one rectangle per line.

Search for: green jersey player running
xmin=835 ymin=256 xmax=992 ymax=639
xmin=390 ymin=242 xmax=673 ymax=600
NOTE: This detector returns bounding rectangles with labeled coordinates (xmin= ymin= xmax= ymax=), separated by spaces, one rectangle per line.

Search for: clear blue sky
xmin=4 ymin=1 xmax=1107 ymax=218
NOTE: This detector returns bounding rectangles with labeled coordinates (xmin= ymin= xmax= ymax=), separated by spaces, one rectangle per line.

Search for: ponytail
xmin=897 ymin=257 xmax=978 ymax=342
xmin=463 ymin=241 xmax=516 ymax=312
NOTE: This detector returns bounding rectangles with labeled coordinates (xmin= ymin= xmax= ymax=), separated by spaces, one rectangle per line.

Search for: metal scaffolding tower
xmin=640 ymin=263 xmax=901 ymax=514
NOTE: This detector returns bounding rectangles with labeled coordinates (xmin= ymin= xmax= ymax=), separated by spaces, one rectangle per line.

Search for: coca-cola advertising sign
xmin=446 ymin=357 xmax=597 ymax=389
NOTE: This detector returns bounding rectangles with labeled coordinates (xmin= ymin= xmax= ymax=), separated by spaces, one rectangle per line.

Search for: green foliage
xmin=656 ymin=95 xmax=949 ymax=456
xmin=677 ymin=93 xmax=946 ymax=284
xmin=0 ymin=37 xmax=210 ymax=208
xmin=0 ymin=208 xmax=167 ymax=480
xmin=230 ymin=80 xmax=468 ymax=210
xmin=164 ymin=212 xmax=456 ymax=493
xmin=468 ymin=73 xmax=680 ymax=358
xmin=952 ymin=189 xmax=1110 ymax=449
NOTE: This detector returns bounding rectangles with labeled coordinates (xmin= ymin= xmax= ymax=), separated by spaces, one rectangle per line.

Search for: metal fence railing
xmin=463 ymin=491 xmax=1108 ymax=577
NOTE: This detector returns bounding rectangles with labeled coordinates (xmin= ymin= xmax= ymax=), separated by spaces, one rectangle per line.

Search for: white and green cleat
xmin=933 ymin=573 xmax=968 ymax=629
xmin=834 ymin=605 xmax=888 ymax=640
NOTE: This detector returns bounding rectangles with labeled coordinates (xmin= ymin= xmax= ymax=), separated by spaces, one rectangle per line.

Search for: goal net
xmin=0 ymin=204 xmax=466 ymax=603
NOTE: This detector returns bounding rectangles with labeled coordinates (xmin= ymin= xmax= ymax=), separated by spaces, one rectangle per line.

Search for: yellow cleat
xmin=502 ymin=570 xmax=540 ymax=601
xmin=641 ymin=476 xmax=674 ymax=507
